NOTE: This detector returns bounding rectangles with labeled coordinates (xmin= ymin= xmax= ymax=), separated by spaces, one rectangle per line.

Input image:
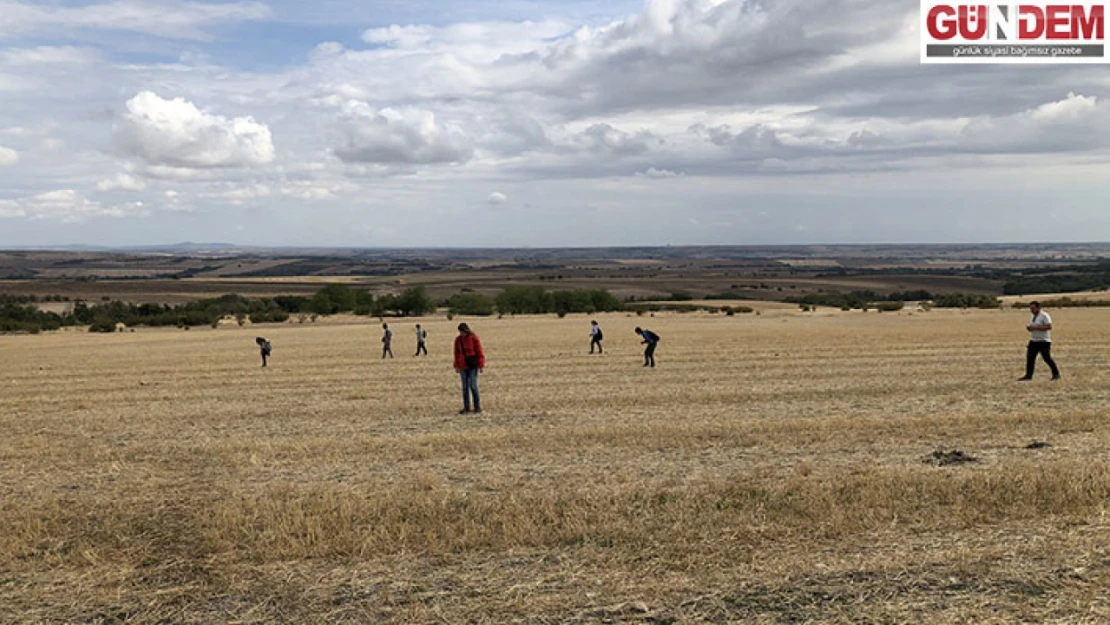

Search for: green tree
xmin=353 ymin=290 xmax=375 ymax=315
xmin=449 ymin=292 xmax=495 ymax=316
xmin=495 ymin=286 xmax=551 ymax=315
xmin=396 ymin=287 xmax=437 ymax=316
xmin=311 ymin=284 xmax=357 ymax=314
xmin=371 ymin=293 xmax=399 ymax=317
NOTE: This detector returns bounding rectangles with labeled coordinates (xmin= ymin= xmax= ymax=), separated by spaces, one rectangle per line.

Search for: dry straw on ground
xmin=1 ymin=307 xmax=1109 ymax=623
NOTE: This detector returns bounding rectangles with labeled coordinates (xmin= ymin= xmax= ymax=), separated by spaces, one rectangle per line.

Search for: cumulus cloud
xmin=362 ymin=20 xmax=572 ymax=60
xmin=115 ymin=91 xmax=275 ymax=169
xmin=691 ymin=123 xmax=786 ymax=152
xmin=233 ymin=0 xmax=1110 ymax=183
xmin=475 ymin=114 xmax=551 ymax=156
xmin=496 ymin=0 xmax=914 ymax=115
xmin=0 ymin=190 xmax=146 ymax=222
xmin=487 ymin=191 xmax=508 ymax=206
xmin=958 ymin=93 xmax=1109 ymax=155
xmin=573 ymin=123 xmax=661 ymax=156
xmin=2 ymin=0 xmax=1109 ymax=245
xmin=635 ymin=167 xmax=684 ymax=178
xmin=96 ymin=173 xmax=147 ymax=192
xmin=663 ymin=91 xmax=1110 ymax=177
xmin=281 ymin=182 xmax=338 ymax=201
xmin=331 ymin=101 xmax=473 ymax=165
xmin=199 ymin=184 xmax=272 ymax=205
xmin=0 ymin=146 xmax=17 ymax=166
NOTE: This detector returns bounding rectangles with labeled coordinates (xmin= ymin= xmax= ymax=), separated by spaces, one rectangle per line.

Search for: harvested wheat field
xmin=2 ymin=308 xmax=1110 ymax=624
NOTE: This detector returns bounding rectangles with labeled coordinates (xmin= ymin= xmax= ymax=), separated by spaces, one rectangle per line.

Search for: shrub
xmin=250 ymin=311 xmax=290 ymax=324
xmin=496 ymin=286 xmax=551 ymax=315
xmin=887 ymin=290 xmax=933 ymax=301
xmin=933 ymin=293 xmax=1000 ymax=309
xmin=274 ymin=296 xmax=309 ymax=314
xmin=495 ymin=287 xmax=622 ymax=315
xmin=449 ymin=292 xmax=495 ymax=316
xmin=88 ymin=319 xmax=117 ymax=333
xmin=1015 ymin=297 xmax=1110 ymax=308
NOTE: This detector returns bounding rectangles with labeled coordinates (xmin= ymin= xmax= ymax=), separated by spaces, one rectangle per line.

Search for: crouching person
xmin=256 ymin=337 xmax=272 ymax=367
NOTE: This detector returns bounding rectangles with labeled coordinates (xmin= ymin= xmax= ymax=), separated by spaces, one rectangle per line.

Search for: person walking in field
xmin=635 ymin=327 xmax=660 ymax=368
xmin=381 ymin=323 xmax=394 ymax=359
xmin=589 ymin=320 xmax=604 ymax=354
xmin=414 ymin=324 xmax=428 ymax=356
xmin=255 ymin=336 xmax=272 ymax=367
xmin=1019 ymin=301 xmax=1060 ymax=381
xmin=453 ymin=323 xmax=485 ymax=414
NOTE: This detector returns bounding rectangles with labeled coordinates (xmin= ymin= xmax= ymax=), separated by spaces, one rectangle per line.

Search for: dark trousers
xmin=383 ymin=343 xmax=393 ymax=358
xmin=590 ymin=337 xmax=603 ymax=353
xmin=415 ymin=342 xmax=427 ymax=356
xmin=643 ymin=342 xmax=656 ymax=367
xmin=1026 ymin=341 xmax=1059 ymax=379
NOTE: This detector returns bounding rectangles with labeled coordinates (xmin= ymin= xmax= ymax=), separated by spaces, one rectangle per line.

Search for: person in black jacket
xmin=634 ymin=327 xmax=659 ymax=367
xmin=256 ymin=337 xmax=272 ymax=367
xmin=381 ymin=323 xmax=394 ymax=359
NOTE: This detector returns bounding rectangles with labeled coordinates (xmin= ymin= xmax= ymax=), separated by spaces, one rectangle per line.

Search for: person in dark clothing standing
xmin=414 ymin=324 xmax=428 ymax=356
xmin=381 ymin=323 xmax=394 ymax=359
xmin=256 ymin=337 xmax=272 ymax=367
xmin=453 ymin=323 xmax=485 ymax=414
xmin=1019 ymin=301 xmax=1060 ymax=381
xmin=589 ymin=320 xmax=604 ymax=354
xmin=635 ymin=327 xmax=659 ymax=367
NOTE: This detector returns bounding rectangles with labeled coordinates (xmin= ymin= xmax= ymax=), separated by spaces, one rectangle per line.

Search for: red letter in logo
xmin=1072 ymin=5 xmax=1105 ymax=39
xmin=960 ymin=5 xmax=989 ymax=39
xmin=1045 ymin=5 xmax=1071 ymax=39
xmin=928 ymin=5 xmax=959 ymax=40
xmin=1019 ymin=5 xmax=1045 ymax=38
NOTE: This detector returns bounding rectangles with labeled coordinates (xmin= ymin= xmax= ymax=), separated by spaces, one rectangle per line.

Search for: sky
xmin=0 ymin=0 xmax=1107 ymax=248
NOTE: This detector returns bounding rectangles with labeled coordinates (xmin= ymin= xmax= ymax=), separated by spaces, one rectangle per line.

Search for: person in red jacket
xmin=453 ymin=322 xmax=485 ymax=414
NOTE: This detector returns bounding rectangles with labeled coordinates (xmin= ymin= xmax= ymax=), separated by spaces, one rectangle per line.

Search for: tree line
xmin=785 ymin=290 xmax=1000 ymax=310
xmin=0 ymin=285 xmax=627 ymax=334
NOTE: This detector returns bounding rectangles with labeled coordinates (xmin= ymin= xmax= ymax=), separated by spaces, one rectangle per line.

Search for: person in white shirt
xmin=414 ymin=324 xmax=428 ymax=357
xmin=589 ymin=320 xmax=604 ymax=354
xmin=1019 ymin=301 xmax=1060 ymax=381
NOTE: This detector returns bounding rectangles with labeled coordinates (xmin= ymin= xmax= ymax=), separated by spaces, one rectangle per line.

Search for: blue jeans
xmin=460 ymin=368 xmax=481 ymax=411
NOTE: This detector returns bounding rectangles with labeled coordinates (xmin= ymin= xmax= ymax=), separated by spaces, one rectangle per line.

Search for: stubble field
xmin=1 ymin=308 xmax=1109 ymax=623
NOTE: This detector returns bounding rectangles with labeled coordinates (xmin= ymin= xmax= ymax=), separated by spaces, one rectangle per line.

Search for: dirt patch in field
xmin=923 ymin=448 xmax=980 ymax=466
